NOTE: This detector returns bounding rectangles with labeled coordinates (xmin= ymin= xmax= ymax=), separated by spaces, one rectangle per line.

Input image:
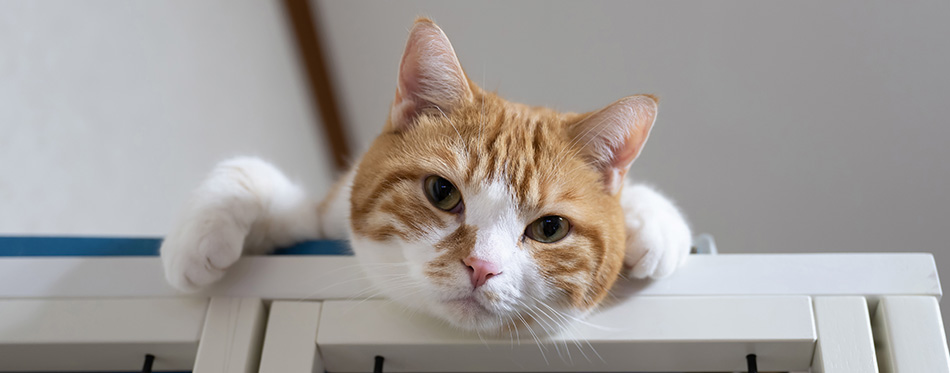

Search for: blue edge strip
xmin=0 ymin=236 xmax=352 ymax=257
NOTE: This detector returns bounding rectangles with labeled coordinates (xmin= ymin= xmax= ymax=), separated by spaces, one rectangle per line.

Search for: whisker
xmin=292 ymin=272 xmax=411 ymax=302
xmin=514 ymin=308 xmax=548 ymax=365
xmin=523 ymin=306 xmax=567 ymax=364
xmin=528 ymin=295 xmax=618 ymax=331
xmin=531 ymin=298 xmax=593 ymax=364
xmin=525 ymin=301 xmax=575 ymax=364
xmin=507 ymin=314 xmax=521 ymax=346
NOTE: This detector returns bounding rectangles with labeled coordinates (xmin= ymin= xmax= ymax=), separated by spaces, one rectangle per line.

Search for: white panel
xmin=259 ymin=301 xmax=323 ymax=373
xmin=0 ymin=255 xmax=372 ymax=299
xmin=317 ymin=296 xmax=816 ymax=372
xmin=0 ymin=253 xmax=937 ymax=301
xmin=811 ymin=296 xmax=879 ymax=373
xmin=193 ymin=297 xmax=267 ymax=373
xmin=613 ymin=254 xmax=941 ymax=305
xmin=873 ymin=296 xmax=950 ymax=373
xmin=0 ymin=298 xmax=207 ymax=371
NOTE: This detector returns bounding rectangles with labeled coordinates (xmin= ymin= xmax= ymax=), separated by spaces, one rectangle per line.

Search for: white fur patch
xmin=620 ymin=181 xmax=693 ymax=279
xmin=464 ymin=180 xmax=521 ymax=262
xmin=160 ymin=157 xmax=321 ymax=291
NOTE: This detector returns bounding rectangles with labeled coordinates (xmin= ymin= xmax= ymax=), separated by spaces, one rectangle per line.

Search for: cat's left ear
xmin=570 ymin=95 xmax=658 ymax=195
xmin=389 ymin=18 xmax=473 ymax=131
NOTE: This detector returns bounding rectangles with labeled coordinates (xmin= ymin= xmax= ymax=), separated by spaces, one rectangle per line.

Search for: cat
xmin=160 ymin=18 xmax=692 ymax=334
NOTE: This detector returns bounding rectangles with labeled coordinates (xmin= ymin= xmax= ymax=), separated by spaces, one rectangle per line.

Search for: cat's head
xmin=349 ymin=18 xmax=657 ymax=333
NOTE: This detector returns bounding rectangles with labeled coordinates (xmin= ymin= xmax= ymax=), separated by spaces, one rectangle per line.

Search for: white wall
xmin=315 ymin=0 xmax=950 ymax=328
xmin=0 ymin=0 xmax=335 ymax=236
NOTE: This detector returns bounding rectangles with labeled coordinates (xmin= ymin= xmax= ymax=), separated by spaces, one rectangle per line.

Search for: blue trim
xmin=0 ymin=237 xmax=352 ymax=257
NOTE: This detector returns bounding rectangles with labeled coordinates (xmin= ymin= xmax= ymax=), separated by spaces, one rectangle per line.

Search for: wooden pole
xmin=281 ymin=0 xmax=351 ymax=171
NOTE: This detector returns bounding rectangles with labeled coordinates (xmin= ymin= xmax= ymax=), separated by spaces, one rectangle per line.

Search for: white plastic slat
xmin=193 ymin=297 xmax=267 ymax=373
xmin=0 ymin=298 xmax=207 ymax=371
xmin=258 ymin=301 xmax=324 ymax=373
xmin=873 ymin=296 xmax=950 ymax=373
xmin=316 ymin=296 xmax=816 ymax=372
xmin=0 ymin=254 xmax=937 ymax=300
xmin=811 ymin=296 xmax=879 ymax=373
xmin=0 ymin=255 xmax=371 ymax=299
xmin=612 ymin=254 xmax=941 ymax=306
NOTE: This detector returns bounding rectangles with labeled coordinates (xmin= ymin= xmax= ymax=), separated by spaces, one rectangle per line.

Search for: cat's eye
xmin=424 ymin=175 xmax=463 ymax=212
xmin=525 ymin=216 xmax=570 ymax=243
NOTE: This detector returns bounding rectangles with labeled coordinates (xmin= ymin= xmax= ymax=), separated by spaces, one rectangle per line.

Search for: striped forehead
xmin=458 ymin=110 xmax=563 ymax=211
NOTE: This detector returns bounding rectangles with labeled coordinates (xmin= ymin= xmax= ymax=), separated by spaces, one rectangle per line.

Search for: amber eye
xmin=424 ymin=175 xmax=462 ymax=212
xmin=525 ymin=216 xmax=570 ymax=243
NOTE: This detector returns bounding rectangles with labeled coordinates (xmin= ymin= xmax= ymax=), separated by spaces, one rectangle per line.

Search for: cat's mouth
xmin=441 ymin=294 xmax=506 ymax=331
xmin=447 ymin=295 xmax=488 ymax=311
xmin=442 ymin=294 xmax=532 ymax=333
xmin=444 ymin=294 xmax=499 ymax=322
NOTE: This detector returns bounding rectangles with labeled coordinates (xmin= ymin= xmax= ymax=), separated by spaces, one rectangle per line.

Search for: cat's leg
xmin=316 ymin=166 xmax=355 ymax=240
xmin=160 ymin=156 xmax=352 ymax=291
xmin=620 ymin=182 xmax=693 ymax=279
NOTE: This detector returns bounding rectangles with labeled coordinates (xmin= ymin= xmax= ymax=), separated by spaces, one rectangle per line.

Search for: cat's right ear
xmin=389 ymin=18 xmax=473 ymax=131
xmin=570 ymin=95 xmax=658 ymax=195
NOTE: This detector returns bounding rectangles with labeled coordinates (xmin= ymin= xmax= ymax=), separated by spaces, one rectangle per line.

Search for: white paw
xmin=621 ymin=184 xmax=692 ymax=279
xmin=160 ymin=158 xmax=273 ymax=291
xmin=160 ymin=211 xmax=249 ymax=291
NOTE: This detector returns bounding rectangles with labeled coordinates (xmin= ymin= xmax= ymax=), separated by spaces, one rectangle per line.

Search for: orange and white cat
xmin=160 ymin=18 xmax=691 ymax=333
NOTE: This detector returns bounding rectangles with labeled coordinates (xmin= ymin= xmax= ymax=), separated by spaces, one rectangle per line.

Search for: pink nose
xmin=462 ymin=257 xmax=501 ymax=288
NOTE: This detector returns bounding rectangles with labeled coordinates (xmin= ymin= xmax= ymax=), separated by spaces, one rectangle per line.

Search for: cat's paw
xmin=160 ymin=211 xmax=249 ymax=291
xmin=160 ymin=157 xmax=275 ymax=291
xmin=621 ymin=184 xmax=692 ymax=279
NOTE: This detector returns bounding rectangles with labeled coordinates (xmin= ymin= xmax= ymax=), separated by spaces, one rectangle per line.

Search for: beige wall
xmin=1 ymin=0 xmax=948 ymax=332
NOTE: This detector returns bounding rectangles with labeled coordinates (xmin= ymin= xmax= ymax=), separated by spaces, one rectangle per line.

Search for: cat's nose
xmin=462 ymin=257 xmax=501 ymax=289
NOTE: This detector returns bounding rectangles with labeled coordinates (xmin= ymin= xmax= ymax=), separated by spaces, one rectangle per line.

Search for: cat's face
xmin=348 ymin=19 xmax=657 ymax=333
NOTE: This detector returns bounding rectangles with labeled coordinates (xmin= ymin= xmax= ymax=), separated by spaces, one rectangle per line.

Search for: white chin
xmin=440 ymin=297 xmax=502 ymax=332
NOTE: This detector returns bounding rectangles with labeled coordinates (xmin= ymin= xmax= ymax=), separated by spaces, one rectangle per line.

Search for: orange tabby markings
xmin=347 ymin=18 xmax=661 ymax=321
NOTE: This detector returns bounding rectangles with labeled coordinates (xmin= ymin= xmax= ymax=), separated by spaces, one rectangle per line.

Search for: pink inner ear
xmin=391 ymin=19 xmax=471 ymax=131
xmin=612 ymin=113 xmax=654 ymax=170
xmin=572 ymin=95 xmax=657 ymax=194
xmin=396 ymin=27 xmax=433 ymax=103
